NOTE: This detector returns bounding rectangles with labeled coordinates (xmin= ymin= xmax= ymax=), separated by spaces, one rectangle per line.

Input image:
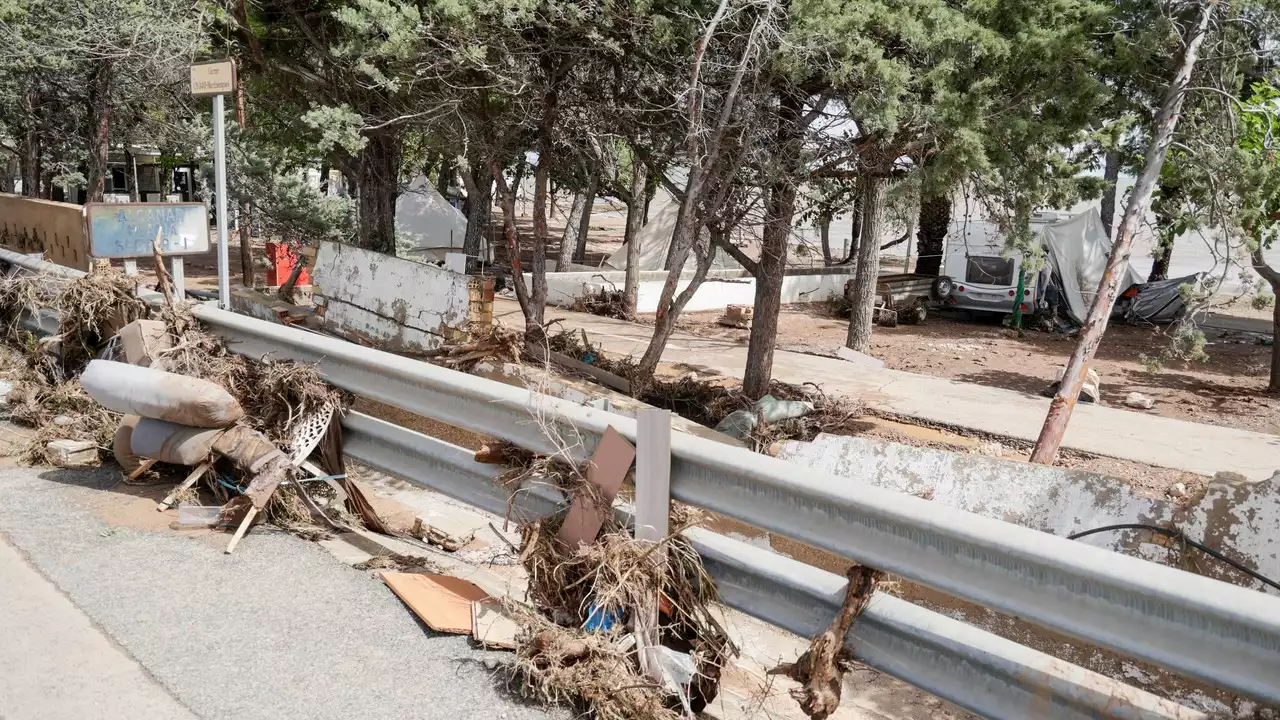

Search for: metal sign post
xmin=191 ymin=60 xmax=236 ymax=309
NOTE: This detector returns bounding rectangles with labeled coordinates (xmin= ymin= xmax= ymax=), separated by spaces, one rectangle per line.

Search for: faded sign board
xmin=85 ymin=202 xmax=211 ymax=258
xmin=190 ymin=60 xmax=236 ymax=97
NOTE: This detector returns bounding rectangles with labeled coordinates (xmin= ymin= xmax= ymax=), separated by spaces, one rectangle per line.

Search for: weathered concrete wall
xmin=540 ymin=267 xmax=853 ymax=313
xmin=0 ymin=193 xmax=90 ymax=271
xmin=312 ymin=241 xmax=473 ymax=352
xmin=777 ymin=432 xmax=1279 ymax=592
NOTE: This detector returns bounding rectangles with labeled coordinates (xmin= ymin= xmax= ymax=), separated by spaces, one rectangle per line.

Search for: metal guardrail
xmin=341 ymin=411 xmax=1205 ymax=720
xmin=187 ymin=303 xmax=1280 ymax=705
xmin=2 ymin=247 xmax=1275 ymax=716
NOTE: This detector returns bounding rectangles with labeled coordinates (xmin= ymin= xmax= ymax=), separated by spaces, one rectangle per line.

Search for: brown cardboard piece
xmin=119 ymin=319 xmax=173 ymax=369
xmin=471 ymin=600 xmax=521 ymax=650
xmin=556 ymin=426 xmax=635 ymax=548
xmin=381 ymin=573 xmax=491 ymax=634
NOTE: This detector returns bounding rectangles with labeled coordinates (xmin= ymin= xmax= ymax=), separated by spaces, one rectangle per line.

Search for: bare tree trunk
xmin=1031 ymin=4 xmax=1213 ymax=464
xmin=20 ymin=135 xmax=40 ymax=198
xmin=845 ymin=175 xmax=887 ymax=352
xmin=1100 ymin=149 xmax=1120 ymax=239
xmin=1149 ymin=238 xmax=1174 ymax=282
xmin=743 ymin=92 xmax=804 ymax=399
xmin=914 ymin=190 xmax=949 ymax=276
xmin=623 ymin=160 xmax=648 ymax=318
xmin=461 ymin=159 xmax=492 ymax=262
xmin=840 ymin=190 xmax=863 ymax=265
xmin=85 ymin=63 xmax=114 ymax=203
xmin=574 ymin=172 xmax=598 ymax=264
xmin=235 ymin=72 xmax=254 ymax=287
xmin=493 ymin=165 xmax=536 ymax=328
xmin=527 ymin=69 xmax=561 ymax=344
xmin=355 ymin=133 xmax=400 ymax=254
xmin=557 ymin=192 xmax=586 ymax=270
xmin=819 ymin=215 xmax=833 ymax=265
xmin=124 ymin=147 xmax=138 ymax=202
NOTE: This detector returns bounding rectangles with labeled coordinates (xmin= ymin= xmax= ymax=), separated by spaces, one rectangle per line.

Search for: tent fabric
xmin=395 ymin=176 xmax=470 ymax=251
xmin=602 ymin=201 xmax=739 ymax=272
xmin=1122 ymin=273 xmax=1202 ymax=324
xmin=1039 ymin=208 xmax=1145 ymax=324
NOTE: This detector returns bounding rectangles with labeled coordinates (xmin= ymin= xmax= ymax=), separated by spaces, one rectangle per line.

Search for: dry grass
xmin=568 ymin=288 xmax=632 ymax=321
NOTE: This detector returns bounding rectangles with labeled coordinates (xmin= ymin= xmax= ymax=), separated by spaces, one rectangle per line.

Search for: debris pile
xmin=424 ymin=324 xmax=524 ymax=372
xmin=568 ymin=285 xmax=631 ymax=321
xmin=487 ymin=429 xmax=736 ymax=719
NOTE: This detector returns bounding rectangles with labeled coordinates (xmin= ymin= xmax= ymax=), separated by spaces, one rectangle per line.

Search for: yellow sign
xmin=190 ymin=60 xmax=236 ymax=97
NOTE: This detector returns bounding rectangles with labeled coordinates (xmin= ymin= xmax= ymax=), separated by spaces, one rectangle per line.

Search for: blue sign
xmin=86 ymin=202 xmax=211 ymax=258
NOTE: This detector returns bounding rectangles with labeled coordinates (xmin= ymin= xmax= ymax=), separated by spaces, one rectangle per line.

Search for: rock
xmin=46 ymin=439 xmax=100 ymax=468
xmin=0 ymin=379 xmax=11 ymax=406
xmin=52 ymin=415 xmax=76 ymax=426
xmin=1123 ymin=392 xmax=1155 ymax=410
xmin=1042 ymin=367 xmax=1102 ymax=403
xmin=716 ymin=305 xmax=753 ymax=329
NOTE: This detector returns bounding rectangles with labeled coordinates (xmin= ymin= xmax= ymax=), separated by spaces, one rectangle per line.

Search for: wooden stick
xmin=157 ymin=462 xmax=211 ymax=511
xmin=125 ymin=458 xmax=159 ymax=483
xmin=225 ymin=506 xmax=258 ymax=554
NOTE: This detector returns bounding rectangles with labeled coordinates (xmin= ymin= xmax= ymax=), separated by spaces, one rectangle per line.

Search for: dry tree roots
xmin=510 ymin=507 xmax=736 ymax=720
xmin=769 ymin=565 xmax=886 ymax=720
xmin=568 ymin=287 xmax=632 ymax=321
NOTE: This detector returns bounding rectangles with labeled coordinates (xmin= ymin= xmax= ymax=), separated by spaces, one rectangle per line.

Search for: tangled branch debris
xmin=568 ymin=287 xmax=632 ymax=321
xmin=425 ymin=324 xmax=524 ymax=372
xmin=546 ymin=329 xmax=864 ymax=448
xmin=769 ymin=565 xmax=885 ymax=720
xmin=507 ymin=490 xmax=735 ymax=720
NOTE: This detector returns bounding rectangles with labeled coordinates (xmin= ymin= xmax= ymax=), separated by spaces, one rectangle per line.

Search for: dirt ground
xmin=669 ymin=305 xmax=1280 ymax=436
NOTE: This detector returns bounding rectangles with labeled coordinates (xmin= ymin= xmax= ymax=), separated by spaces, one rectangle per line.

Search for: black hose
xmin=1068 ymin=523 xmax=1280 ymax=593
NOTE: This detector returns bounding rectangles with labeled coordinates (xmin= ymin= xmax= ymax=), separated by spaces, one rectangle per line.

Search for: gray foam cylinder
xmin=81 ymin=360 xmax=244 ymax=428
xmin=130 ymin=418 xmax=223 ymax=466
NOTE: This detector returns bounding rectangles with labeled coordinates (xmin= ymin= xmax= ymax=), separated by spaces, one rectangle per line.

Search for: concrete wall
xmin=312 ymin=241 xmax=476 ymax=352
xmin=540 ymin=267 xmax=854 ymax=313
xmin=0 ymin=194 xmax=90 ymax=271
xmin=777 ymin=432 xmax=1280 ymax=592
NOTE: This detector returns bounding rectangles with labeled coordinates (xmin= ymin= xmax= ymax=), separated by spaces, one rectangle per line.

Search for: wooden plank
xmin=548 ymin=351 xmax=631 ymax=394
xmin=156 ymin=462 xmax=211 ymax=511
xmin=556 ymin=426 xmax=634 ymax=548
xmin=381 ymin=573 xmax=489 ymax=635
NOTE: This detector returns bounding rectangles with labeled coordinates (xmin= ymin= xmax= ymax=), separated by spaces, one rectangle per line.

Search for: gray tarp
xmin=1040 ymin=208 xmax=1145 ymax=324
xmin=1122 ymin=273 xmax=1202 ymax=324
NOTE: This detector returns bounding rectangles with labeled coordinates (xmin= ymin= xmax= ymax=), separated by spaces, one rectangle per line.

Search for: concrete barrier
xmin=777 ymin=432 xmax=1279 ymax=592
xmin=0 ymin=193 xmax=90 ymax=271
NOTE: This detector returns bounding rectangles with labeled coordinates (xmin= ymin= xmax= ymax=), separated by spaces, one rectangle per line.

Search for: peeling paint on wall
xmin=778 ymin=432 xmax=1279 ymax=593
xmin=312 ymin=241 xmax=471 ymax=352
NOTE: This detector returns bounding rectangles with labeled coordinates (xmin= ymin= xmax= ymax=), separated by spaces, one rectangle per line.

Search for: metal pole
xmin=213 ymin=93 xmax=230 ymax=309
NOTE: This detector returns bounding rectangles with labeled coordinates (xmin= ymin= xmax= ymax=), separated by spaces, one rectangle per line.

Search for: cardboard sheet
xmin=382 ymin=573 xmax=490 ymax=634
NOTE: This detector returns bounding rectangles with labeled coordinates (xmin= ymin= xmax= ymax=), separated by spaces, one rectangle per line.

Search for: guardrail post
xmin=635 ymin=408 xmax=671 ymax=683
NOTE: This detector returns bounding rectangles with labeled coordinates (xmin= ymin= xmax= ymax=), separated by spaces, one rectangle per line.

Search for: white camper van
xmin=940 ymin=211 xmax=1067 ymax=316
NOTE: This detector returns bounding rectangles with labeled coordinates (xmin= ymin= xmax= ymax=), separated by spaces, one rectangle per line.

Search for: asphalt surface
xmin=0 ymin=465 xmax=562 ymax=720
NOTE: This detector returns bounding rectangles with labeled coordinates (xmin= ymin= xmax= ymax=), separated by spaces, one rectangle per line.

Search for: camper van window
xmin=966 ymin=256 xmax=1015 ymax=286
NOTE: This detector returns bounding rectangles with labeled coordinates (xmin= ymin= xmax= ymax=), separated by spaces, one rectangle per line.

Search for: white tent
xmin=602 ymin=201 xmax=739 ymax=272
xmin=1040 ymin=208 xmax=1144 ymax=324
xmin=396 ymin=176 xmax=484 ymax=260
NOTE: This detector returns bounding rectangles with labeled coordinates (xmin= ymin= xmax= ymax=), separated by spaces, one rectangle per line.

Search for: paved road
xmin=506 ymin=301 xmax=1280 ymax=481
xmin=0 ymin=465 xmax=561 ymax=720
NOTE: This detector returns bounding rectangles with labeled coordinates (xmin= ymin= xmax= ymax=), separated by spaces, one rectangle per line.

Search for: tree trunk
xmin=1100 ymin=149 xmax=1120 ymax=239
xmin=124 ymin=148 xmax=139 ymax=202
xmin=558 ymin=192 xmax=587 ymax=270
xmin=85 ymin=63 xmax=114 ymax=203
xmin=845 ymin=176 xmax=888 ymax=352
xmin=1149 ymin=238 xmax=1174 ymax=282
xmin=819 ymin=215 xmax=833 ymax=265
xmin=20 ymin=134 xmax=40 ymax=198
xmin=1031 ymin=3 xmax=1213 ymax=464
xmin=743 ymin=93 xmax=804 ymax=399
xmin=493 ymin=165 xmax=535 ymax=325
xmin=574 ymin=172 xmax=598 ymax=264
xmin=914 ymin=190 xmax=950 ymax=276
xmin=527 ymin=77 xmax=558 ymax=344
xmin=436 ymin=157 xmax=454 ymax=197
xmin=235 ymin=73 xmax=254 ymax=287
xmin=840 ymin=190 xmax=863 ymax=264
xmin=355 ymin=132 xmax=400 ymax=254
xmin=1272 ymin=291 xmax=1280 ymax=393
xmin=623 ymin=160 xmax=648 ymax=319
xmin=462 ymin=158 xmax=492 ymax=262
